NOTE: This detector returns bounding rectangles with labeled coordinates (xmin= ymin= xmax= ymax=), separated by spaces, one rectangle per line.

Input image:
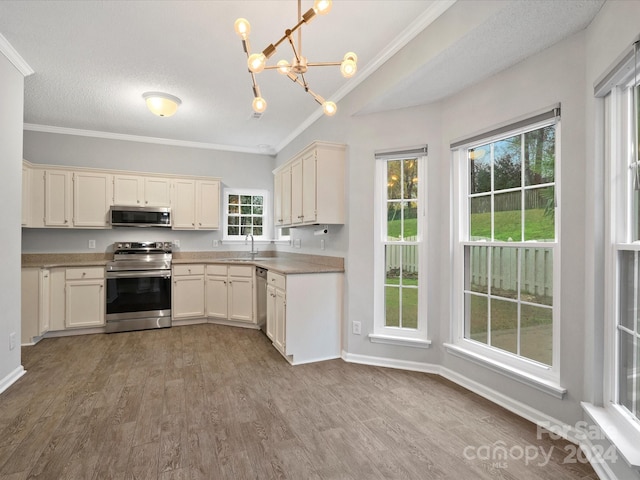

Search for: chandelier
xmin=234 ymin=0 xmax=357 ymax=116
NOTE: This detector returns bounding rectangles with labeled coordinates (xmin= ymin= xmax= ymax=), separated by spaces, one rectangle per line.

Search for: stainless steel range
xmin=105 ymin=241 xmax=173 ymax=333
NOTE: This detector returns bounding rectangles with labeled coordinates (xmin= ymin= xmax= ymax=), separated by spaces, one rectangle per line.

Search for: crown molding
xmin=23 ymin=123 xmax=275 ymax=156
xmin=275 ymin=0 xmax=456 ymax=153
xmin=0 ymin=33 xmax=34 ymax=77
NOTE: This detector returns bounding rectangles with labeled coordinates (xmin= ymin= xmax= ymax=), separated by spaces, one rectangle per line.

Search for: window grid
xmin=383 ymin=158 xmax=420 ymax=330
xmin=464 ymin=122 xmax=557 ymax=367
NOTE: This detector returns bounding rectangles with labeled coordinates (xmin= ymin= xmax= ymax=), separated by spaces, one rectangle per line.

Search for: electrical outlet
xmin=9 ymin=332 xmax=16 ymax=350
xmin=320 ymin=239 xmax=325 ymax=250
xmin=294 ymin=238 xmax=302 ymax=248
xmin=173 ymin=239 xmax=180 ymax=247
xmin=213 ymin=240 xmax=219 ymax=247
xmin=352 ymin=321 xmax=361 ymax=335
xmin=88 ymin=239 xmax=96 ymax=249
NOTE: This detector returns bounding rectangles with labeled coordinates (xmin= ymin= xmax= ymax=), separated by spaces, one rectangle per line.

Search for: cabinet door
xmin=291 ymin=159 xmax=303 ymax=225
xmin=44 ymin=170 xmax=71 ymax=227
xmin=38 ymin=269 xmax=51 ymax=335
xmin=228 ymin=276 xmax=254 ymax=322
xmin=266 ymin=284 xmax=276 ymax=340
xmin=172 ymin=179 xmax=196 ymax=229
xmin=22 ymin=165 xmax=30 ymax=226
xmin=302 ymin=150 xmax=317 ymax=223
xmin=73 ymin=172 xmax=111 ymax=227
xmin=197 ymin=180 xmax=220 ymax=229
xmin=281 ymin=167 xmax=292 ymax=225
xmin=144 ymin=177 xmax=172 ymax=207
xmin=205 ymin=274 xmax=228 ymax=319
xmin=274 ymin=171 xmax=282 ymax=226
xmin=113 ymin=175 xmax=142 ymax=206
xmin=274 ymin=288 xmax=286 ymax=353
xmin=65 ymin=280 xmax=105 ymax=328
xmin=173 ymin=275 xmax=205 ymax=318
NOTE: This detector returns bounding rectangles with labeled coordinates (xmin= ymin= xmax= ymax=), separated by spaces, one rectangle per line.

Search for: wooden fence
xmin=385 ymin=243 xmax=553 ymax=299
xmin=468 ymin=245 xmax=553 ymax=298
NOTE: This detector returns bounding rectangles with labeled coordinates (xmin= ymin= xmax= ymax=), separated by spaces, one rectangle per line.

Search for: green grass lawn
xmin=385 ymin=278 xmax=418 ymax=329
xmin=470 ymin=208 xmax=553 ymax=241
xmin=387 ymin=218 xmax=418 ymax=239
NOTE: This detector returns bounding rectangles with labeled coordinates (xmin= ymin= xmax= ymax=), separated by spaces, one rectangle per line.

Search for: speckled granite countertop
xmin=172 ymin=252 xmax=344 ymax=274
xmin=22 ymin=252 xmax=344 ymax=274
xmin=21 ymin=253 xmax=110 ymax=268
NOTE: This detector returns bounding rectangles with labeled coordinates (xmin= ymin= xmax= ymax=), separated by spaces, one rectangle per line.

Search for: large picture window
xmin=451 ymin=110 xmax=560 ymax=383
xmin=372 ymin=147 xmax=428 ymax=345
xmin=613 ymin=81 xmax=640 ymax=422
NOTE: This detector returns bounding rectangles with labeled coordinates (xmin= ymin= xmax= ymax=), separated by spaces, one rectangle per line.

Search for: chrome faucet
xmin=246 ymin=234 xmax=258 ymax=258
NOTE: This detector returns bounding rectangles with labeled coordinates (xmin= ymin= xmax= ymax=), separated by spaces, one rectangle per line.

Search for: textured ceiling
xmin=0 ymin=0 xmax=604 ymax=155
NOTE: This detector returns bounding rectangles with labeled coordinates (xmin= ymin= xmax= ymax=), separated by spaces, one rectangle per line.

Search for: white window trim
xmin=222 ymin=188 xmax=272 ymax=242
xmin=371 ymin=154 xmax=430 ymax=345
xmin=450 ymin=117 xmax=563 ymax=391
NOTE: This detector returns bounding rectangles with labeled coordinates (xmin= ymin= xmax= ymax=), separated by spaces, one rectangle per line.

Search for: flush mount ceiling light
xmin=234 ymin=0 xmax=357 ymax=117
xmin=142 ymin=92 xmax=182 ymax=117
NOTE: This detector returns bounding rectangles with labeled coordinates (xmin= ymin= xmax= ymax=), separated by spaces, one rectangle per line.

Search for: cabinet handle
xmin=137 ymin=200 xmax=140 ymax=204
xmin=192 ymin=223 xmax=195 ymax=226
xmin=82 ymin=272 xmax=86 ymax=277
xmin=64 ymin=219 xmax=68 ymax=224
xmin=145 ymin=201 xmax=148 ymax=204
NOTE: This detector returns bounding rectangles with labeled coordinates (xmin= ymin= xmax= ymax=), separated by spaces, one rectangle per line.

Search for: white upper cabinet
xmin=73 ymin=172 xmax=112 ymax=227
xmin=273 ymin=141 xmax=345 ymax=228
xmin=44 ymin=170 xmax=72 ymax=227
xmin=23 ymin=160 xmax=220 ymax=230
xmin=22 ymin=165 xmax=30 ymax=226
xmin=196 ymin=180 xmax=220 ymax=229
xmin=113 ymin=175 xmax=171 ymax=207
xmin=173 ymin=179 xmax=220 ymax=230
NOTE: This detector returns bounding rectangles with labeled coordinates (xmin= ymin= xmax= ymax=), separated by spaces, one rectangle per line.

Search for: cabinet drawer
xmin=206 ymin=264 xmax=228 ymax=276
xmin=173 ymin=264 xmax=205 ymax=276
xmin=65 ymin=267 xmax=104 ymax=280
xmin=228 ymin=265 xmax=252 ymax=278
xmin=267 ymin=272 xmax=286 ymax=290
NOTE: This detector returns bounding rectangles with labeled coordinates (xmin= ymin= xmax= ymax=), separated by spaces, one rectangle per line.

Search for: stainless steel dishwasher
xmin=256 ymin=267 xmax=268 ymax=333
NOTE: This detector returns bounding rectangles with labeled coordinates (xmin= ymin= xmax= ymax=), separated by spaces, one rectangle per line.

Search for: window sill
xmin=444 ymin=343 xmax=567 ymax=399
xmin=582 ymin=402 xmax=640 ymax=468
xmin=368 ymin=334 xmax=431 ymax=349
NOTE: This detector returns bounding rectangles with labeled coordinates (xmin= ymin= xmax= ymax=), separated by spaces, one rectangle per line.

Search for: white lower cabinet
xmin=205 ymin=264 xmax=255 ymax=324
xmin=266 ymin=271 xmax=342 ymax=365
xmin=21 ymin=268 xmax=51 ymax=344
xmin=65 ymin=267 xmax=105 ymax=328
xmin=172 ymin=265 xmax=205 ymax=319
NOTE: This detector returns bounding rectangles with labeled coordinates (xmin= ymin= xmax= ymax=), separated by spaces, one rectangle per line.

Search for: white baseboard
xmin=578 ymin=435 xmax=617 ymax=480
xmin=0 ymin=365 xmax=26 ymax=395
xmin=341 ymin=350 xmax=440 ymax=374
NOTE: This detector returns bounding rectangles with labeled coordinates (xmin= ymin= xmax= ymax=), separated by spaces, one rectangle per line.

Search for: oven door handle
xmin=106 ymin=270 xmax=172 ymax=279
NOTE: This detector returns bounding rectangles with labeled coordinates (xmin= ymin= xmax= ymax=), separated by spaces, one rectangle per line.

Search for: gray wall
xmin=273 ymin=0 xmax=606 ymax=439
xmin=22 ymin=131 xmax=275 ymax=254
xmin=0 ymin=53 xmax=24 ymax=387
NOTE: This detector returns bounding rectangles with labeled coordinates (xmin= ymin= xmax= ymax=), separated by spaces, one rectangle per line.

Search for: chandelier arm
xmin=286 ymin=33 xmax=302 ymax=65
xmin=305 ymin=62 xmax=342 ymax=67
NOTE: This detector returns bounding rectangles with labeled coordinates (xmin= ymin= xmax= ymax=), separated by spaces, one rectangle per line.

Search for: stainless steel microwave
xmin=110 ymin=206 xmax=171 ymax=228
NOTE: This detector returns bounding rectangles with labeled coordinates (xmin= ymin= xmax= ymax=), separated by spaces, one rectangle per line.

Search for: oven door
xmin=106 ymin=270 xmax=171 ymax=321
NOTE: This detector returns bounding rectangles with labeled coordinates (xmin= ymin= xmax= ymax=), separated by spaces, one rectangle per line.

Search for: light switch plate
xmin=88 ymin=240 xmax=96 ymax=249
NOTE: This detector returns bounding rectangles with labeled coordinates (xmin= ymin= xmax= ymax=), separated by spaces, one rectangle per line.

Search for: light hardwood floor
xmin=0 ymin=324 xmax=596 ymax=479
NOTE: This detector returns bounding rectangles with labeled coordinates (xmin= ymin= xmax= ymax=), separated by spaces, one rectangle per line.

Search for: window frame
xmin=450 ymin=115 xmax=562 ymax=387
xmin=606 ymin=77 xmax=640 ymax=426
xmin=222 ymin=188 xmax=271 ymax=242
xmin=371 ymin=153 xmax=429 ymax=345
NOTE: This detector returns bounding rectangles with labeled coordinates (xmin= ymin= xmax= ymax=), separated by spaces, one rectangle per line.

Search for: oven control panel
xmin=114 ymin=241 xmax=173 ymax=253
